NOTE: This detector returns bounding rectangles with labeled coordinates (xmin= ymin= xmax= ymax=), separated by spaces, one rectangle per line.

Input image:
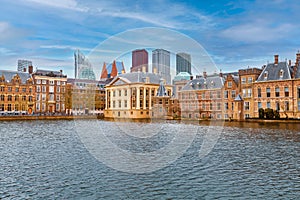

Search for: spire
xmin=156 ymin=79 xmax=167 ymax=97
xmin=110 ymin=60 xmax=118 ymax=78
xmin=100 ymin=62 xmax=108 ymax=79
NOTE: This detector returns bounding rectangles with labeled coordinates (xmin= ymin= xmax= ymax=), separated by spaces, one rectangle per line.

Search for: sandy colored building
xmin=0 ymin=70 xmax=35 ymax=115
xmin=222 ymin=73 xmax=239 ymax=119
xmin=105 ymin=72 xmax=172 ymax=119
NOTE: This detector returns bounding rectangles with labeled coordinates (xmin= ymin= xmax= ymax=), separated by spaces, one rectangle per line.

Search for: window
xmin=217 ymin=103 xmax=221 ymax=110
xmin=224 ymin=90 xmax=228 ymax=99
xmin=266 ymin=87 xmax=271 ymax=97
xmin=231 ymin=90 xmax=236 ymax=98
xmin=202 ymin=93 xmax=205 ymax=99
xmin=56 ymin=103 xmax=60 ymax=111
xmin=119 ymin=100 xmax=121 ymax=108
xmin=8 ymin=104 xmax=12 ymax=111
xmin=36 ymin=86 xmax=41 ymax=93
xmin=42 ymin=94 xmax=46 ymax=101
xmin=8 ymin=87 xmax=12 ymax=92
xmin=15 ymin=95 xmax=19 ymax=101
xmin=245 ymin=114 xmax=250 ymax=118
xmin=22 ymin=96 xmax=26 ymax=101
xmin=29 ymin=88 xmax=32 ymax=93
xmin=248 ymin=77 xmax=253 ymax=83
xmin=217 ymin=91 xmax=221 ymax=98
xmin=56 ymin=95 xmax=60 ymax=101
xmin=49 ymin=80 xmax=54 ymax=85
xmin=210 ymin=103 xmax=213 ymax=110
xmin=276 ymin=102 xmax=280 ymax=111
xmin=124 ymin=100 xmax=127 ymax=108
xmin=298 ymin=101 xmax=300 ymax=111
xmin=113 ymin=91 xmax=116 ymax=97
xmin=248 ymin=89 xmax=252 ymax=97
xmin=8 ymin=95 xmax=12 ymax=101
xmin=0 ymin=95 xmax=4 ymax=101
xmin=15 ymin=87 xmax=19 ymax=92
xmin=279 ymin=69 xmax=284 ymax=78
xmin=258 ymin=88 xmax=261 ymax=98
xmin=42 ymin=86 xmax=46 ymax=93
xmin=0 ymin=104 xmax=3 ymax=111
xmin=29 ymin=96 xmax=33 ymax=102
xmin=242 ymin=89 xmax=246 ymax=98
xmin=244 ymin=102 xmax=250 ymax=110
xmin=36 ymin=79 xmax=41 ymax=84
xmin=284 ymin=87 xmax=289 ymax=97
xmin=231 ymin=102 xmax=234 ymax=111
xmin=267 ymin=102 xmax=271 ymax=108
xmin=258 ymin=102 xmax=262 ymax=109
xmin=36 ymin=94 xmax=40 ymax=101
xmin=113 ymin=101 xmax=115 ymax=108
xmin=285 ymin=101 xmax=289 ymax=111
xmin=125 ymin=90 xmax=127 ymax=96
xmin=298 ymin=87 xmax=300 ymax=99
xmin=224 ymin=103 xmax=229 ymax=110
xmin=0 ymin=87 xmax=4 ymax=92
xmin=119 ymin=90 xmax=121 ymax=97
xmin=49 ymin=86 xmax=54 ymax=93
xmin=202 ymin=103 xmax=205 ymax=110
xmin=57 ymin=81 xmax=60 ymax=85
xmin=227 ymin=81 xmax=232 ymax=88
xmin=36 ymin=103 xmax=40 ymax=111
xmin=42 ymin=80 xmax=47 ymax=84
xmin=275 ymin=87 xmax=280 ymax=97
xmin=241 ymin=77 xmax=246 ymax=84
xmin=210 ymin=92 xmax=213 ymax=99
xmin=15 ymin=104 xmax=19 ymax=111
xmin=56 ymin=86 xmax=60 ymax=93
xmin=264 ymin=71 xmax=268 ymax=80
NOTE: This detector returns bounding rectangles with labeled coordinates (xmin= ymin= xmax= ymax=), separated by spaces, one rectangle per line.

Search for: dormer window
xmin=264 ymin=71 xmax=268 ymax=80
xmin=279 ymin=69 xmax=284 ymax=78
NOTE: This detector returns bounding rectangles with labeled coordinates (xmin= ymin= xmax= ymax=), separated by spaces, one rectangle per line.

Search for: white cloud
xmin=25 ymin=0 xmax=88 ymax=12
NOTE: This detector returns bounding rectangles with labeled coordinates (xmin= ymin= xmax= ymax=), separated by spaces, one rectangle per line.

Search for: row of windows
xmin=36 ymin=86 xmax=65 ymax=93
xmin=257 ymin=101 xmax=291 ymax=111
xmin=181 ymin=102 xmax=235 ymax=111
xmin=0 ymin=86 xmax=33 ymax=93
xmin=0 ymin=95 xmax=33 ymax=102
xmin=257 ymin=87 xmax=290 ymax=98
xmin=36 ymin=94 xmax=62 ymax=101
xmin=241 ymin=77 xmax=253 ymax=84
xmin=0 ymin=104 xmax=28 ymax=111
xmin=35 ymin=79 xmax=66 ymax=85
xmin=36 ymin=103 xmax=65 ymax=111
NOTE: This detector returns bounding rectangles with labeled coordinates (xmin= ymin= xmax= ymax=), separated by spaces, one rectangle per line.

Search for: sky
xmin=1 ymin=0 xmax=300 ymax=78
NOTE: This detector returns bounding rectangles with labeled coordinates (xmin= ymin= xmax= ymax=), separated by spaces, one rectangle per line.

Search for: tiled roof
xmin=181 ymin=75 xmax=224 ymax=91
xmin=109 ymin=72 xmax=162 ymax=86
xmin=107 ymin=61 xmax=124 ymax=75
xmin=34 ymin=69 xmax=67 ymax=77
xmin=0 ymin=70 xmax=31 ymax=83
xmin=256 ymin=62 xmax=291 ymax=82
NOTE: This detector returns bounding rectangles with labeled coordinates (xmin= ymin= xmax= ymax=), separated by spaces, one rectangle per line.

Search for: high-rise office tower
xmin=74 ymin=49 xmax=95 ymax=80
xmin=17 ymin=60 xmax=32 ymax=72
xmin=152 ymin=49 xmax=171 ymax=84
xmin=131 ymin=49 xmax=148 ymax=72
xmin=176 ymin=53 xmax=191 ymax=75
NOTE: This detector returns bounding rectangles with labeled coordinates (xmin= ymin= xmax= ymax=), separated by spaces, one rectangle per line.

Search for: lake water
xmin=0 ymin=119 xmax=299 ymax=199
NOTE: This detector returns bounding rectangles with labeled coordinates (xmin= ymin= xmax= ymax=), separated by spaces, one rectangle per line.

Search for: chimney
xmin=60 ymin=69 xmax=63 ymax=74
xmin=203 ymin=71 xmax=207 ymax=78
xmin=190 ymin=75 xmax=193 ymax=80
xmin=23 ymin=68 xmax=27 ymax=72
xmin=296 ymin=51 xmax=300 ymax=65
xmin=274 ymin=54 xmax=279 ymax=64
xmin=28 ymin=66 xmax=33 ymax=74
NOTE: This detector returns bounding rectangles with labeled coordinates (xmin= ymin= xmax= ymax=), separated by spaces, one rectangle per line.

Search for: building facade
xmin=33 ymin=69 xmax=67 ymax=114
xmin=66 ymin=78 xmax=107 ymax=115
xmin=131 ymin=49 xmax=148 ymax=72
xmin=0 ymin=70 xmax=35 ymax=115
xmin=105 ymin=72 xmax=172 ymax=119
xmin=152 ymin=49 xmax=171 ymax=84
xmin=74 ymin=49 xmax=95 ymax=80
xmin=176 ymin=53 xmax=191 ymax=75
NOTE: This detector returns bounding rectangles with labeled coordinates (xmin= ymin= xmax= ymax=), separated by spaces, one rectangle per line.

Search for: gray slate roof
xmin=0 ymin=70 xmax=31 ymax=84
xmin=256 ymin=62 xmax=291 ymax=82
xmin=34 ymin=69 xmax=67 ymax=77
xmin=111 ymin=72 xmax=163 ymax=85
xmin=182 ymin=75 xmax=224 ymax=91
xmin=157 ymin=80 xmax=167 ymax=96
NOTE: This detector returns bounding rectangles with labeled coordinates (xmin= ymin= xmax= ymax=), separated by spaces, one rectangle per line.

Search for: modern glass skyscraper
xmin=131 ymin=49 xmax=148 ymax=72
xmin=152 ymin=49 xmax=171 ymax=84
xmin=17 ymin=60 xmax=32 ymax=72
xmin=74 ymin=49 xmax=95 ymax=80
xmin=176 ymin=53 xmax=191 ymax=75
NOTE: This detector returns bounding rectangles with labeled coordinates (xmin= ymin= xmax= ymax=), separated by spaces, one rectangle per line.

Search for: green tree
xmin=274 ymin=110 xmax=280 ymax=119
xmin=258 ymin=108 xmax=265 ymax=119
xmin=265 ymin=108 xmax=274 ymax=119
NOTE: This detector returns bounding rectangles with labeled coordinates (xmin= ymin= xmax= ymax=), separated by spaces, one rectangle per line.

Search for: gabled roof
xmin=157 ymin=80 xmax=167 ymax=96
xmin=0 ymin=70 xmax=31 ymax=83
xmin=256 ymin=62 xmax=291 ymax=82
xmin=106 ymin=61 xmax=125 ymax=77
xmin=181 ymin=75 xmax=224 ymax=91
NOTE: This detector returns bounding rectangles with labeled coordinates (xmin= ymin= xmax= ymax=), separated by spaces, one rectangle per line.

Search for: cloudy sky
xmin=1 ymin=0 xmax=300 ymax=77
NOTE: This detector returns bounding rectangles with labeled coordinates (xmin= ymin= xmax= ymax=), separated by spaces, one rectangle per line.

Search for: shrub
xmin=258 ymin=108 xmax=265 ymax=119
xmin=274 ymin=110 xmax=280 ymax=119
xmin=265 ymin=108 xmax=274 ymax=119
